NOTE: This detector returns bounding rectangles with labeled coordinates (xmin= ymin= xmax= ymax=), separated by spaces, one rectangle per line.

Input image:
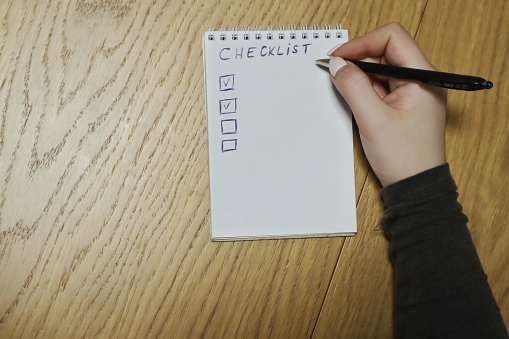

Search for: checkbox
xmin=222 ymin=139 xmax=238 ymax=152
xmin=219 ymin=74 xmax=235 ymax=91
xmin=219 ymin=98 xmax=237 ymax=114
xmin=221 ymin=119 xmax=237 ymax=134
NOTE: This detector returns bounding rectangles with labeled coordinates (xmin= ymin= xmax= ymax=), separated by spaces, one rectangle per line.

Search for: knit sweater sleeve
xmin=381 ymin=164 xmax=508 ymax=338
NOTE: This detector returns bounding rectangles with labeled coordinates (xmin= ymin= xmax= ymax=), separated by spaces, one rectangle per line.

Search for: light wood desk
xmin=0 ymin=0 xmax=507 ymax=337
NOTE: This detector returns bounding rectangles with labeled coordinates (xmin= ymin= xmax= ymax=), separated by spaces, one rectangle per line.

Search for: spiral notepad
xmin=203 ymin=24 xmax=356 ymax=240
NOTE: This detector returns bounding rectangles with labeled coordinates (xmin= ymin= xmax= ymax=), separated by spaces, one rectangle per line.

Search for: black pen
xmin=316 ymin=58 xmax=493 ymax=91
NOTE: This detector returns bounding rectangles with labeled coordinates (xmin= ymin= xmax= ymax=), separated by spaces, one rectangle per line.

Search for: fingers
xmin=329 ymin=57 xmax=389 ymax=130
xmin=330 ymin=23 xmax=434 ymax=70
xmin=327 ymin=24 xmax=448 ymax=187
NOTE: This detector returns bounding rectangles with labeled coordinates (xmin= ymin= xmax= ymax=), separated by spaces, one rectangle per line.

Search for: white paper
xmin=203 ymin=28 xmax=356 ymax=240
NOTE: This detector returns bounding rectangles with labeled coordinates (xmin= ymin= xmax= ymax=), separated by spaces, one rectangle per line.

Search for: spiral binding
xmin=206 ymin=24 xmax=342 ymax=41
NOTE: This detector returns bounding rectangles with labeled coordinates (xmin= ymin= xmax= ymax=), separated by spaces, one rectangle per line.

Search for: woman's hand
xmin=328 ymin=23 xmax=447 ymax=187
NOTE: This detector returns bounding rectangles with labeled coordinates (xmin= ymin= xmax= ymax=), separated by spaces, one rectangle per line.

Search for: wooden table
xmin=1 ymin=0 xmax=507 ymax=337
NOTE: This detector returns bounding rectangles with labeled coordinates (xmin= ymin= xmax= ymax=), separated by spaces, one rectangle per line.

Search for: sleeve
xmin=381 ymin=164 xmax=508 ymax=339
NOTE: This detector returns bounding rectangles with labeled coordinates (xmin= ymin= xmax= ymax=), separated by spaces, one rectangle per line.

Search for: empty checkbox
xmin=222 ymin=139 xmax=238 ymax=152
xmin=221 ymin=119 xmax=237 ymax=134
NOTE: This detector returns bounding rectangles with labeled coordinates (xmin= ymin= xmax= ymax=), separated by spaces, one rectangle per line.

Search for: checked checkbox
xmin=219 ymin=74 xmax=235 ymax=91
xmin=219 ymin=98 xmax=237 ymax=114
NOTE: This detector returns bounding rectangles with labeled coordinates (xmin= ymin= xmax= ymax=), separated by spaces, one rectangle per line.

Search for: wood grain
xmin=0 ymin=0 xmax=507 ymax=338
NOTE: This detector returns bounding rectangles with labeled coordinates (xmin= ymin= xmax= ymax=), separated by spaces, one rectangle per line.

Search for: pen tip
xmin=485 ymin=81 xmax=493 ymax=89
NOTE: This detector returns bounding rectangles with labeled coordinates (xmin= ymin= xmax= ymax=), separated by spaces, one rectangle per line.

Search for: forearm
xmin=382 ymin=164 xmax=508 ymax=338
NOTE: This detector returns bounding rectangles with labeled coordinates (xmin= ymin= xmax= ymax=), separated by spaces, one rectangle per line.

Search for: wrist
xmin=381 ymin=163 xmax=454 ymax=208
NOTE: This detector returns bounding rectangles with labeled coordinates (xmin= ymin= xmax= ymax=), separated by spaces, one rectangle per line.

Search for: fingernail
xmin=329 ymin=57 xmax=347 ymax=77
xmin=326 ymin=43 xmax=344 ymax=56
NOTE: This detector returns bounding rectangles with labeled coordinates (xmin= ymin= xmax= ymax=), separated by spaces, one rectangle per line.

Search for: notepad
xmin=202 ymin=25 xmax=356 ymax=240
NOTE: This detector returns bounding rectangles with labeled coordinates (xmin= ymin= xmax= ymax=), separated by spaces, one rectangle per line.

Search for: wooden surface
xmin=0 ymin=0 xmax=507 ymax=337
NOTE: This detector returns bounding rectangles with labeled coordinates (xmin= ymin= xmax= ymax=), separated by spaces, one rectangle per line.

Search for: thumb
xmin=329 ymin=57 xmax=388 ymax=129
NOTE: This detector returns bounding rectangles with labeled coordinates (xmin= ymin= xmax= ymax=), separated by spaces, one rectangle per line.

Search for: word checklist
xmin=202 ymin=25 xmax=357 ymax=240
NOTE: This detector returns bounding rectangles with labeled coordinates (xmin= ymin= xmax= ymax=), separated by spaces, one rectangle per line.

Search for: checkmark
xmin=219 ymin=74 xmax=235 ymax=91
xmin=219 ymin=98 xmax=237 ymax=114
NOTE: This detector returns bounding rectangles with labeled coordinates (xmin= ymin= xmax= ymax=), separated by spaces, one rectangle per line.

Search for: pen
xmin=316 ymin=58 xmax=493 ymax=91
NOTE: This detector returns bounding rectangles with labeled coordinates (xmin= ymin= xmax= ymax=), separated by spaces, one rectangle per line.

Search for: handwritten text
xmin=219 ymin=43 xmax=312 ymax=61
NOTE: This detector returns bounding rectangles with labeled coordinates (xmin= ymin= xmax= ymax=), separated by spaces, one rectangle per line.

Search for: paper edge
xmin=211 ymin=231 xmax=356 ymax=242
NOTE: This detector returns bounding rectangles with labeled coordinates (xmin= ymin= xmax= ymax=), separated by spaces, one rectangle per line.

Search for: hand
xmin=328 ymin=23 xmax=447 ymax=187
